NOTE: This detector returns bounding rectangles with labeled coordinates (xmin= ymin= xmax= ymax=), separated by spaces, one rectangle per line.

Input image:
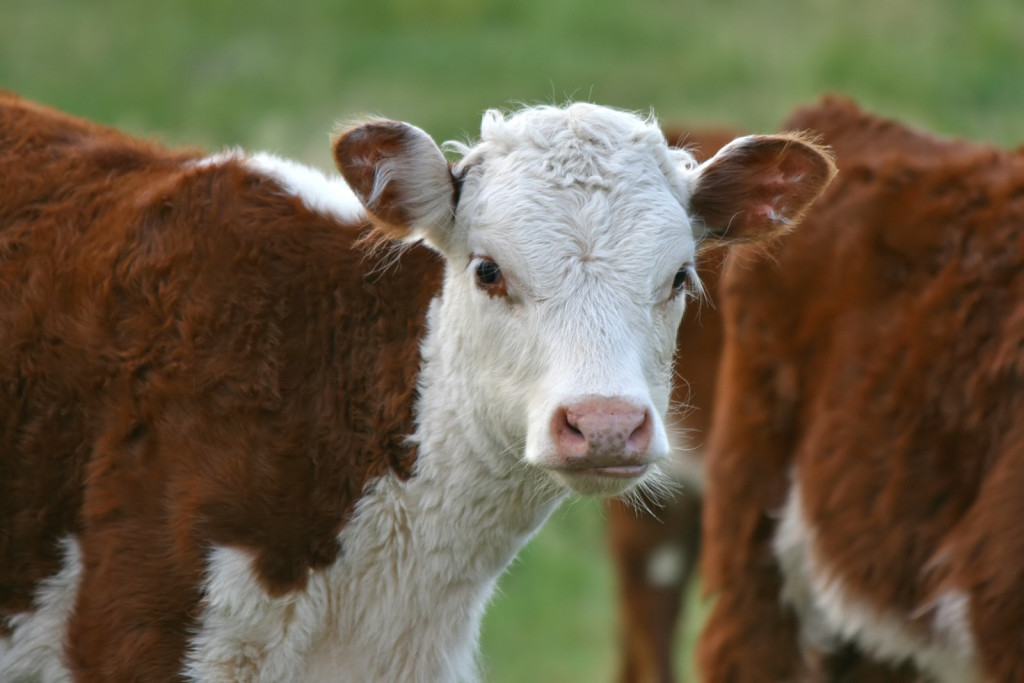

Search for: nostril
xmin=626 ymin=409 xmax=652 ymax=455
xmin=552 ymin=406 xmax=588 ymax=456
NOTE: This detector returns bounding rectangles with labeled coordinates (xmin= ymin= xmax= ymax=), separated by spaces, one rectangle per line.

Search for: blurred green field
xmin=3 ymin=0 xmax=1022 ymax=680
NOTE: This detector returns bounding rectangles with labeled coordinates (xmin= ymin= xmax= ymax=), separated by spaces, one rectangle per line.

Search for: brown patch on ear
xmin=333 ymin=121 xmax=415 ymax=237
xmin=691 ymin=133 xmax=837 ymax=243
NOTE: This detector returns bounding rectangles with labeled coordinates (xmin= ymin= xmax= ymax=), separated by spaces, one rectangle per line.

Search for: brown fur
xmin=699 ymin=96 xmax=1024 ymax=681
xmin=0 ymin=93 xmax=443 ymax=680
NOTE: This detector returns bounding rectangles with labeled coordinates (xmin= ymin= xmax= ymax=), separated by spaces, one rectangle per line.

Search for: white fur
xmin=441 ymin=103 xmax=708 ymax=496
xmin=194 ymin=150 xmax=366 ymax=224
xmin=923 ymin=590 xmax=976 ymax=658
xmin=646 ymin=542 xmax=690 ymax=588
xmin=0 ymin=537 xmax=81 ymax=683
xmin=774 ymin=478 xmax=981 ymax=681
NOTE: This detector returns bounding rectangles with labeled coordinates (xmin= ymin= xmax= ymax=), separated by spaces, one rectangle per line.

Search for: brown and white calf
xmin=699 ymin=96 xmax=1024 ymax=681
xmin=0 ymin=93 xmax=834 ymax=682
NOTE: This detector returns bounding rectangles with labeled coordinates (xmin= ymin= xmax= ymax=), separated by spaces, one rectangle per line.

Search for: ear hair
xmin=690 ymin=132 xmax=837 ymax=244
xmin=333 ymin=120 xmax=456 ymax=245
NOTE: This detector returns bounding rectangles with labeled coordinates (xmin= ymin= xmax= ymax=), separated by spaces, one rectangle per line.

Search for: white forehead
xmin=453 ymin=103 xmax=696 ymax=179
xmin=447 ymin=103 xmax=701 ymax=295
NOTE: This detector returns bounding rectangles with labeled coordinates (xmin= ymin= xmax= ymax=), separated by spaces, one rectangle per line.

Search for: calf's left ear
xmin=688 ymin=133 xmax=837 ymax=242
xmin=333 ymin=120 xmax=457 ymax=247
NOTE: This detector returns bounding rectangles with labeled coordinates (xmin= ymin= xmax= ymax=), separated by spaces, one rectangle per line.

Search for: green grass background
xmin=3 ymin=1 xmax=1022 ymax=680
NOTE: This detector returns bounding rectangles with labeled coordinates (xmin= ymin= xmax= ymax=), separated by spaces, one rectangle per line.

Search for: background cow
xmin=699 ymin=96 xmax=1024 ymax=681
xmin=0 ymin=93 xmax=835 ymax=682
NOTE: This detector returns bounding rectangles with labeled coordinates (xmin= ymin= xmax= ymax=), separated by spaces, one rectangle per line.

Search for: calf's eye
xmin=476 ymin=259 xmax=501 ymax=285
xmin=671 ymin=267 xmax=690 ymax=294
xmin=472 ymin=257 xmax=508 ymax=297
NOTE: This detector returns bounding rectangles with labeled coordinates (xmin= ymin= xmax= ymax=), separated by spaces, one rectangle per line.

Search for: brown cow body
xmin=700 ymin=98 xmax=1024 ymax=681
xmin=0 ymin=93 xmax=442 ymax=680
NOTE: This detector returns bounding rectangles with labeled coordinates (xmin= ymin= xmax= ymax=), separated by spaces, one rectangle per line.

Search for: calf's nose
xmin=551 ymin=397 xmax=652 ymax=469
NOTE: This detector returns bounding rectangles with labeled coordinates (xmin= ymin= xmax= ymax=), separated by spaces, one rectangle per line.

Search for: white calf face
xmin=334 ymin=103 xmax=837 ymax=498
xmin=443 ymin=136 xmax=697 ymax=495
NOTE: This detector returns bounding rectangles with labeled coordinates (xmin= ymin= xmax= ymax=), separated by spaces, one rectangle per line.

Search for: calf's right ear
xmin=333 ymin=120 xmax=457 ymax=247
xmin=688 ymin=133 xmax=837 ymax=243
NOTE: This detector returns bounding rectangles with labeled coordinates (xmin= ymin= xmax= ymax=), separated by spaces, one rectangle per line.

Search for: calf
xmin=698 ymin=96 xmax=1024 ymax=681
xmin=0 ymin=93 xmax=834 ymax=682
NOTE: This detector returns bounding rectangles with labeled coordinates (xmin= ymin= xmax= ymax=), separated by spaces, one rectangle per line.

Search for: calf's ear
xmin=333 ymin=120 xmax=457 ymax=247
xmin=688 ymin=133 xmax=837 ymax=242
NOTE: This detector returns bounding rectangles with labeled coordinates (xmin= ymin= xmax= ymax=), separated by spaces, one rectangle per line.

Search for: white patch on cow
xmin=773 ymin=478 xmax=980 ymax=681
xmin=646 ymin=542 xmax=689 ymax=588
xmin=0 ymin=537 xmax=81 ymax=683
xmin=924 ymin=590 xmax=975 ymax=657
xmin=185 ymin=444 xmax=563 ymax=683
xmin=182 ymin=546 xmax=323 ymax=683
xmin=194 ymin=150 xmax=365 ymax=224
